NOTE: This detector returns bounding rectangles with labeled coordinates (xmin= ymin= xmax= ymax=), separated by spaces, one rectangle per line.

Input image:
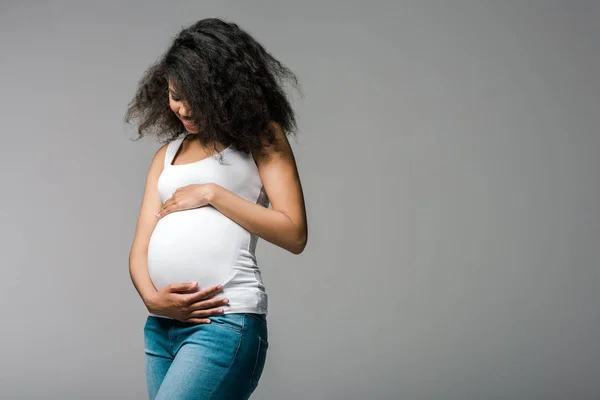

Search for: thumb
xmin=168 ymin=281 xmax=197 ymax=292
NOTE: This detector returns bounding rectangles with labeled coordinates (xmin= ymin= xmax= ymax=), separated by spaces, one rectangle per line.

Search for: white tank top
xmin=147 ymin=132 xmax=269 ymax=318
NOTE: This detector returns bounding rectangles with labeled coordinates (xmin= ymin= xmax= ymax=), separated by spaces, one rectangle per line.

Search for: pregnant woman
xmin=125 ymin=18 xmax=307 ymax=399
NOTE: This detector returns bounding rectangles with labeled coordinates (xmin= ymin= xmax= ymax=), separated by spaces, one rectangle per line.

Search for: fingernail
xmin=223 ymin=299 xmax=229 ymax=304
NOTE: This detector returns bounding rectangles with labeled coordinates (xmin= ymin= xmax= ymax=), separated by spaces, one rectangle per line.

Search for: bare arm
xmin=128 ymin=144 xmax=167 ymax=307
xmin=209 ymin=122 xmax=308 ymax=254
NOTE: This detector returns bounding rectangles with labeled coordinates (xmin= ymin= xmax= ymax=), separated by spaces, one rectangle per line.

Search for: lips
xmin=180 ymin=115 xmax=195 ymax=126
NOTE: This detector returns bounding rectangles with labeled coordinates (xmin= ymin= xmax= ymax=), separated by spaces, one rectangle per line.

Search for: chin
xmin=182 ymin=123 xmax=199 ymax=133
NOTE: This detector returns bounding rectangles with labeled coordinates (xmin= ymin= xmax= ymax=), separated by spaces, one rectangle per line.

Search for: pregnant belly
xmin=147 ymin=206 xmax=243 ymax=291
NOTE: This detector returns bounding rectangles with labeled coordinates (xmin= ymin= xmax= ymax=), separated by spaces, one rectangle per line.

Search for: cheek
xmin=169 ymin=100 xmax=178 ymax=114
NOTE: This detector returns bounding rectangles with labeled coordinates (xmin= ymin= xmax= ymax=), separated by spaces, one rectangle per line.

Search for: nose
xmin=178 ymin=104 xmax=189 ymax=117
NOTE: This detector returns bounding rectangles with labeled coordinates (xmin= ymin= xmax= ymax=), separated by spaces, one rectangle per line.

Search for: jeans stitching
xmin=168 ymin=323 xmax=175 ymax=355
xmin=205 ymin=315 xmax=246 ymax=399
xmin=210 ymin=316 xmax=244 ymax=333
xmin=246 ymin=313 xmax=267 ymax=324
xmin=249 ymin=336 xmax=267 ymax=388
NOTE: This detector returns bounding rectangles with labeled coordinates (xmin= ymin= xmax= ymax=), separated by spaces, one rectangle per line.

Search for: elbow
xmin=289 ymin=231 xmax=307 ymax=255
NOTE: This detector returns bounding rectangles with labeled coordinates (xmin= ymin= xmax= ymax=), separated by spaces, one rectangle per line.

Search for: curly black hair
xmin=124 ymin=17 xmax=301 ymax=155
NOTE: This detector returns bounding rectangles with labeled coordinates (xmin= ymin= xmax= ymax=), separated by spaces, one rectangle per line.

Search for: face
xmin=168 ymin=82 xmax=198 ymax=133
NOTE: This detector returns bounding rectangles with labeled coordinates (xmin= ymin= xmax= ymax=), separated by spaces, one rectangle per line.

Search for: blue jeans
xmin=143 ymin=313 xmax=268 ymax=400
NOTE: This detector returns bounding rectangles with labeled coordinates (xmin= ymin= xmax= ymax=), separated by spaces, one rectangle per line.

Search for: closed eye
xmin=168 ymin=89 xmax=182 ymax=102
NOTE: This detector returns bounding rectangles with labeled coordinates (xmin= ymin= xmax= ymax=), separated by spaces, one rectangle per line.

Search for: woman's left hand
xmin=155 ymin=183 xmax=217 ymax=218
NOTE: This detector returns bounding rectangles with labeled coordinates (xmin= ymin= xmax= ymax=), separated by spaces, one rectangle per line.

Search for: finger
xmin=157 ymin=195 xmax=177 ymax=212
xmin=186 ymin=318 xmax=212 ymax=324
xmin=188 ymin=307 xmax=225 ymax=318
xmin=188 ymin=297 xmax=229 ymax=310
xmin=158 ymin=204 xmax=180 ymax=218
xmin=159 ymin=199 xmax=173 ymax=210
xmin=195 ymin=284 xmax=223 ymax=298
xmin=168 ymin=281 xmax=198 ymax=293
xmin=162 ymin=197 xmax=175 ymax=209
xmin=155 ymin=203 xmax=168 ymax=218
xmin=184 ymin=284 xmax=223 ymax=304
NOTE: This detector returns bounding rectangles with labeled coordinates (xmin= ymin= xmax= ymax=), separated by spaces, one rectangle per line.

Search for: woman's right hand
xmin=145 ymin=282 xmax=230 ymax=323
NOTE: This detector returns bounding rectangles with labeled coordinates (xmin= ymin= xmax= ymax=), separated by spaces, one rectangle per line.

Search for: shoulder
xmin=154 ymin=142 xmax=170 ymax=163
xmin=252 ymin=121 xmax=293 ymax=165
xmin=152 ymin=134 xmax=184 ymax=166
xmin=145 ymin=141 xmax=171 ymax=176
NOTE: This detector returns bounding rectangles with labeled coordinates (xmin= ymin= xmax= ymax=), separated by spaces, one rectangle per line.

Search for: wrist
xmin=208 ymin=183 xmax=221 ymax=205
xmin=142 ymin=291 xmax=157 ymax=311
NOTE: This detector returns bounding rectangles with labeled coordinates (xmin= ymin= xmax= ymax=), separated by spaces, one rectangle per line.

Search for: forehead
xmin=167 ymin=84 xmax=184 ymax=99
xmin=167 ymin=78 xmax=181 ymax=92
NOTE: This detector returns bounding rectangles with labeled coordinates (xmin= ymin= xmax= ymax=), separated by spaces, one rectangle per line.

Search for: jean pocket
xmin=246 ymin=313 xmax=267 ymax=325
xmin=208 ymin=314 xmax=244 ymax=332
xmin=249 ymin=336 xmax=268 ymax=389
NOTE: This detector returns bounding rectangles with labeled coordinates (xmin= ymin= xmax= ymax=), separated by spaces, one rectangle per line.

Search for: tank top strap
xmin=164 ymin=134 xmax=186 ymax=168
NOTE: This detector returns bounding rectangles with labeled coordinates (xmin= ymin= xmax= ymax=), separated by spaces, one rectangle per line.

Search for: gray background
xmin=0 ymin=1 xmax=598 ymax=399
